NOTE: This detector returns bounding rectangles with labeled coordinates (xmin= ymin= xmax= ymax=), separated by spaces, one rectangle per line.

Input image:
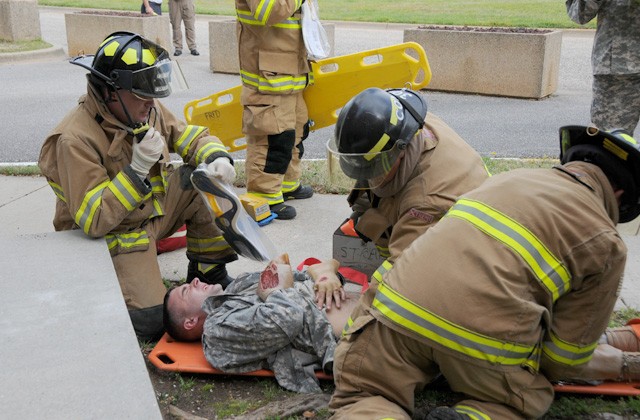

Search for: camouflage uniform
xmin=201 ymin=271 xmax=336 ymax=393
xmin=566 ymin=0 xmax=640 ymax=134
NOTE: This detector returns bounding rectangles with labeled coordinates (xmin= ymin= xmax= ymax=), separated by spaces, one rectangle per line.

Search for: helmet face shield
xmin=128 ymin=59 xmax=188 ymax=98
xmin=326 ymin=136 xmax=404 ymax=184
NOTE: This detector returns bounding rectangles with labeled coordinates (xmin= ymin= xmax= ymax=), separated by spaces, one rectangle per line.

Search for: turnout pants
xmin=329 ymin=312 xmax=554 ymax=419
xmin=169 ymin=0 xmax=197 ymax=51
xmin=112 ymin=166 xmax=235 ymax=340
xmin=242 ymin=87 xmax=308 ymax=205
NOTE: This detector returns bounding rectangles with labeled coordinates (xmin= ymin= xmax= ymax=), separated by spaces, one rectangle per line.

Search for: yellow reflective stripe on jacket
xmin=445 ymin=198 xmax=571 ymax=302
xmin=174 ymin=125 xmax=207 ymax=159
xmin=75 ymin=180 xmax=109 ymax=233
xmin=281 ymin=179 xmax=300 ymax=193
xmin=376 ymin=245 xmax=390 ymax=258
xmin=250 ymin=190 xmax=284 ymax=205
xmin=105 ymin=230 xmax=150 ymax=251
xmin=342 ymin=316 xmax=354 ymax=337
xmin=150 ymin=197 xmax=164 ymax=218
xmin=240 ymin=69 xmax=308 ymax=93
xmin=195 ymin=141 xmax=228 ymax=165
xmin=150 ymin=175 xmax=165 ymax=195
xmin=107 ymin=172 xmax=150 ymax=211
xmin=47 ymin=180 xmax=66 ymax=202
xmin=373 ymin=281 xmax=538 ymax=368
xmin=542 ymin=330 xmax=597 ymax=366
xmin=187 ymin=235 xmax=230 ymax=254
xmin=372 ymin=260 xmax=393 ymax=284
xmin=456 ymin=405 xmax=490 ymax=420
xmin=237 ymin=9 xmax=301 ymax=28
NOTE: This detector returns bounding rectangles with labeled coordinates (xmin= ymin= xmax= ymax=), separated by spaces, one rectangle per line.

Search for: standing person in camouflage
xmin=163 ymin=255 xmax=360 ymax=393
xmin=566 ymin=0 xmax=640 ymax=135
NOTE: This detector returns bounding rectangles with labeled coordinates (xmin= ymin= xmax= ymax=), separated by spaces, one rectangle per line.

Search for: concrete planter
xmin=65 ymin=11 xmax=171 ymax=57
xmin=209 ymin=19 xmax=335 ymax=74
xmin=404 ymin=26 xmax=562 ymax=99
xmin=0 ymin=0 xmax=42 ymax=42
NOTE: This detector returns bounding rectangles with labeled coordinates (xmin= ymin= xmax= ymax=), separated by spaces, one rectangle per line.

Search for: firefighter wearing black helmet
xmin=38 ymin=32 xmax=239 ymax=341
xmin=327 ymin=87 xmax=490 ymax=280
xmin=329 ymin=126 xmax=640 ymax=419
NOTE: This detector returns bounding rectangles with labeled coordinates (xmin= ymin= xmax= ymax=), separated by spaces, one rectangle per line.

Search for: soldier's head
xmin=327 ymin=87 xmax=427 ymax=188
xmin=560 ymin=125 xmax=640 ymax=223
xmin=163 ymin=278 xmax=223 ymax=342
xmin=70 ymin=31 xmax=187 ymax=132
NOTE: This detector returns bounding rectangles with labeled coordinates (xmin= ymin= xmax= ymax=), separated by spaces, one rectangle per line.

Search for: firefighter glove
xmin=131 ymin=127 xmax=164 ymax=178
xmin=206 ymin=157 xmax=235 ymax=185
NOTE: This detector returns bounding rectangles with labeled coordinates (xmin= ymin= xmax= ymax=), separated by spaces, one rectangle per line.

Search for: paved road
xmin=3 ymin=7 xmax=635 ymax=164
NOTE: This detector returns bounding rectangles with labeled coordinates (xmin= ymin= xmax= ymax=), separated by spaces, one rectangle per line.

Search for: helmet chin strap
xmin=111 ymin=89 xmax=155 ymax=140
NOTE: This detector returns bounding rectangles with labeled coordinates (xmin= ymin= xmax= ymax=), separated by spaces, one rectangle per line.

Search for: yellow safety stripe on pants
xmin=281 ymin=180 xmax=300 ymax=193
xmin=108 ymin=171 xmax=151 ymax=210
xmin=373 ymin=281 xmax=539 ymax=368
xmin=240 ymin=69 xmax=308 ymax=93
xmin=372 ymin=260 xmax=393 ymax=284
xmin=47 ymin=180 xmax=66 ymax=202
xmin=445 ymin=199 xmax=571 ymax=302
xmin=75 ymin=180 xmax=109 ymax=234
xmin=250 ymin=190 xmax=284 ymax=205
xmin=174 ymin=125 xmax=207 ymax=159
xmin=197 ymin=261 xmax=220 ymax=274
xmin=187 ymin=235 xmax=231 ymax=254
xmin=105 ymin=230 xmax=150 ymax=251
xmin=236 ymin=9 xmax=301 ymax=29
xmin=455 ymin=405 xmax=491 ymax=420
xmin=376 ymin=245 xmax=390 ymax=258
xmin=196 ymin=141 xmax=229 ymax=166
xmin=542 ymin=330 xmax=597 ymax=366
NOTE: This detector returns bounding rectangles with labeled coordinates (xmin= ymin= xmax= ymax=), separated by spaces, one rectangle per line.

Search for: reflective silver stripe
xmin=456 ymin=405 xmax=490 ymax=420
xmin=249 ymin=190 xmax=284 ymax=205
xmin=281 ymin=180 xmax=300 ymax=193
xmin=106 ymin=230 xmax=150 ymax=251
xmin=542 ymin=330 xmax=597 ymax=366
xmin=175 ymin=125 xmax=206 ymax=158
xmin=239 ymin=70 xmax=307 ymax=92
xmin=445 ymin=199 xmax=571 ymax=301
xmin=187 ymin=235 xmax=230 ymax=253
xmin=373 ymin=281 xmax=537 ymax=367
xmin=150 ymin=175 xmax=165 ymax=194
xmin=195 ymin=142 xmax=227 ymax=165
xmin=372 ymin=260 xmax=393 ymax=284
xmin=237 ymin=9 xmax=301 ymax=28
xmin=47 ymin=180 xmax=66 ymax=202
xmin=108 ymin=172 xmax=144 ymax=211
xmin=75 ymin=180 xmax=109 ymax=234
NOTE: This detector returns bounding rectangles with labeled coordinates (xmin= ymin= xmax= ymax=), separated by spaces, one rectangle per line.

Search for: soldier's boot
xmin=621 ymin=352 xmax=640 ymax=381
xmin=426 ymin=407 xmax=471 ymax=420
xmin=604 ymin=320 xmax=640 ymax=352
xmin=187 ymin=260 xmax=233 ymax=289
xmin=129 ymin=304 xmax=164 ymax=342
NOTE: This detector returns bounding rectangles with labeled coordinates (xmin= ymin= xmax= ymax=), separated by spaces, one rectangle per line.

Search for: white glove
xmin=131 ymin=127 xmax=164 ymax=178
xmin=207 ymin=157 xmax=235 ymax=184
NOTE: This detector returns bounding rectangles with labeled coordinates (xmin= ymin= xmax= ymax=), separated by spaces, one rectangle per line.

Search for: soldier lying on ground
xmin=163 ymin=254 xmax=360 ymax=393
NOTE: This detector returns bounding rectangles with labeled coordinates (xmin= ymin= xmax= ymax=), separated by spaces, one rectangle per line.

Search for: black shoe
xmin=187 ymin=261 xmax=233 ymax=289
xmin=190 ymin=49 xmax=200 ymax=56
xmin=174 ymin=49 xmax=182 ymax=56
xmin=270 ymin=202 xmax=296 ymax=220
xmin=426 ymin=407 xmax=470 ymax=420
xmin=283 ymin=184 xmax=313 ymax=200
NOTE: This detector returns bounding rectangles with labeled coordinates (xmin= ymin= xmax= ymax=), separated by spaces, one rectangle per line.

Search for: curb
xmin=0 ymin=46 xmax=67 ymax=65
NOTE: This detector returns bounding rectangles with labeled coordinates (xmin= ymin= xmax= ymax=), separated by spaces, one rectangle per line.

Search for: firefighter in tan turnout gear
xmin=236 ymin=0 xmax=314 ymax=220
xmin=329 ymin=126 xmax=640 ymax=419
xmin=327 ymin=87 xmax=490 ymax=280
xmin=38 ymin=32 xmax=238 ymax=341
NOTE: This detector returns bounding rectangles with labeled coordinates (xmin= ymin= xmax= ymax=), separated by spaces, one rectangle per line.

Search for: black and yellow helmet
xmin=560 ymin=125 xmax=640 ymax=223
xmin=326 ymin=87 xmax=427 ymax=181
xmin=71 ymin=31 xmax=186 ymax=98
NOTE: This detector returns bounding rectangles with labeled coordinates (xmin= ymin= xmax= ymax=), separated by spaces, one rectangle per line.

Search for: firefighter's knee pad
xmin=265 ymin=130 xmax=295 ymax=174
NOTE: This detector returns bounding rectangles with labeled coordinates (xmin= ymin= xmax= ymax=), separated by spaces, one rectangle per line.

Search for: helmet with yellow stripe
xmin=327 ymin=87 xmax=427 ymax=182
xmin=560 ymin=125 xmax=640 ymax=223
xmin=70 ymin=31 xmax=186 ymax=98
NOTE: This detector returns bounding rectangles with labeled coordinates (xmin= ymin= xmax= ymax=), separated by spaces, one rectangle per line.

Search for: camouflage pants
xmin=591 ymin=74 xmax=640 ymax=135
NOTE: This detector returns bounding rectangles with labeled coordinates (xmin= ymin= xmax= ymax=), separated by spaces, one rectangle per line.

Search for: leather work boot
xmin=604 ymin=322 xmax=640 ymax=352
xmin=622 ymin=352 xmax=640 ymax=381
xmin=187 ymin=261 xmax=233 ymax=289
xmin=426 ymin=407 xmax=471 ymax=420
xmin=283 ymin=184 xmax=314 ymax=200
xmin=270 ymin=202 xmax=297 ymax=220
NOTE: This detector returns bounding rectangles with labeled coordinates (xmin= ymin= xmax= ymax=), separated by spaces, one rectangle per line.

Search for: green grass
xmin=37 ymin=0 xmax=595 ymax=29
xmin=0 ymin=39 xmax=52 ymax=53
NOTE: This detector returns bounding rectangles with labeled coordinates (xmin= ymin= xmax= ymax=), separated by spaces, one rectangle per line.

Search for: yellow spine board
xmin=184 ymin=42 xmax=432 ymax=152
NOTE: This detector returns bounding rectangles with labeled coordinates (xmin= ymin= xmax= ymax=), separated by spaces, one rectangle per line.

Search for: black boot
xmin=187 ymin=261 xmax=233 ymax=289
xmin=129 ymin=304 xmax=164 ymax=342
